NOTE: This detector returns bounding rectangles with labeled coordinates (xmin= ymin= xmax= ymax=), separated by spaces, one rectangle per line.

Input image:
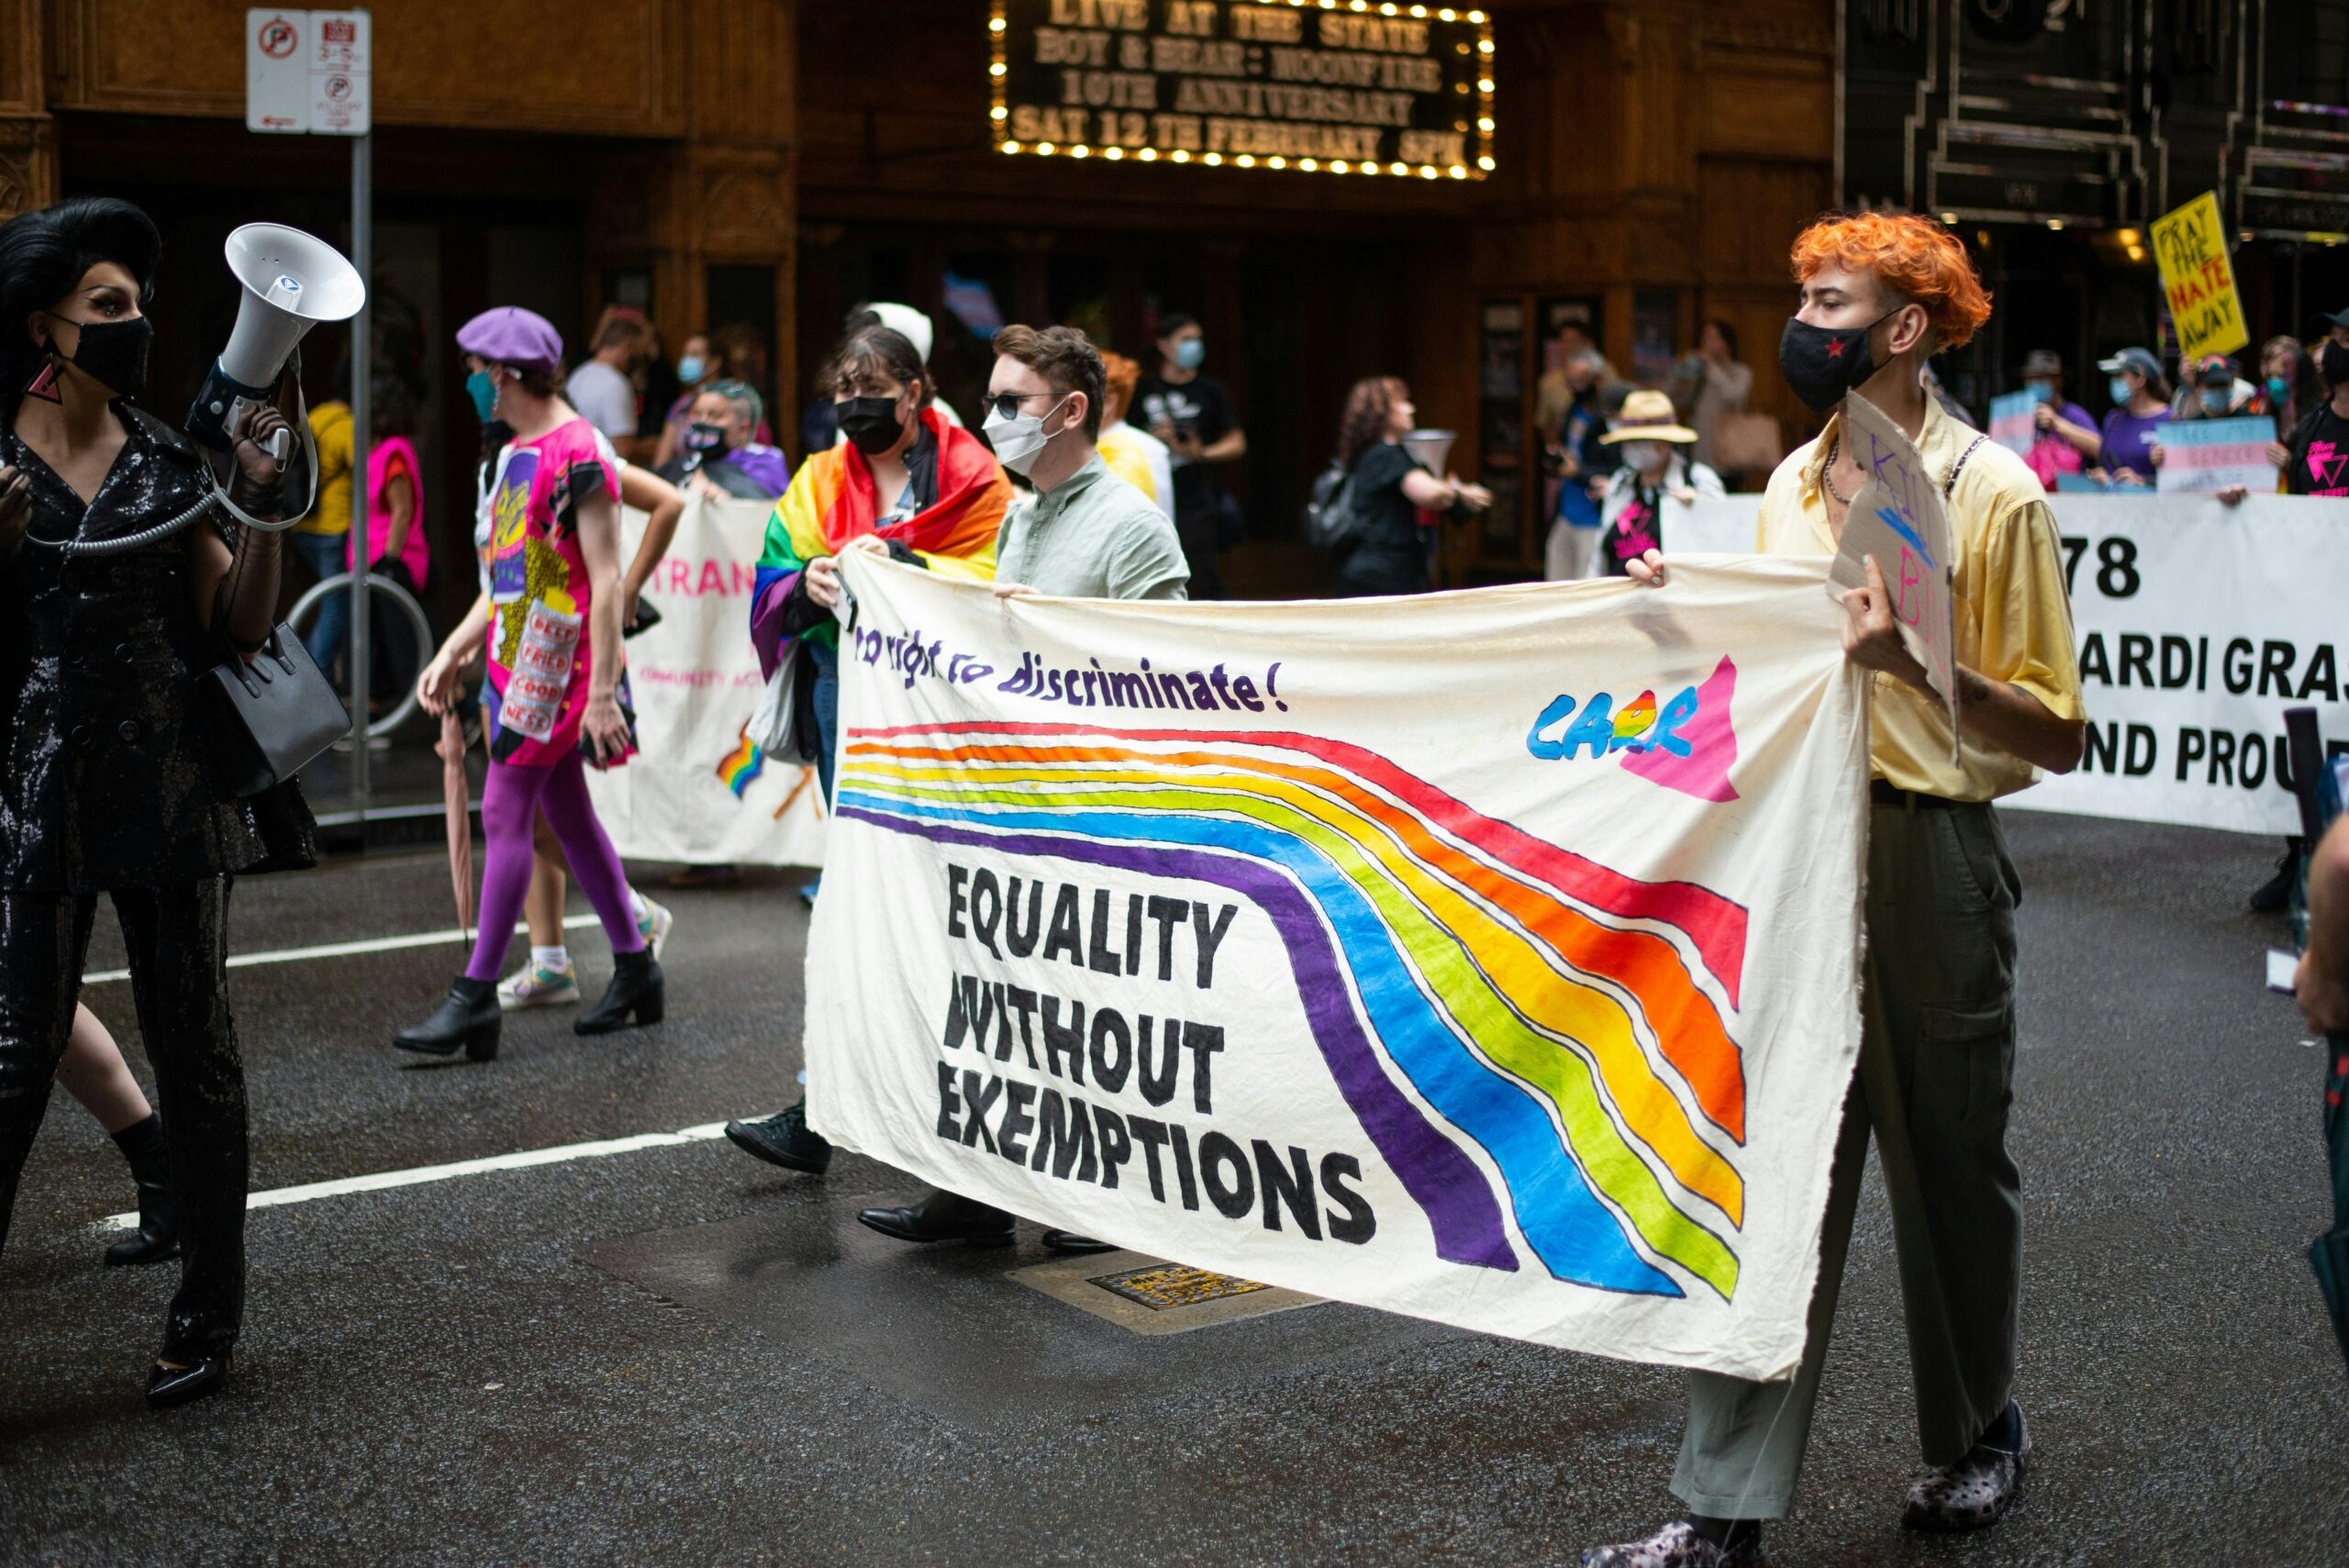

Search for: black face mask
xmin=837 ymin=395 xmax=907 ymax=455
xmin=684 ymin=420 xmax=727 ymax=453
xmin=2321 ymin=340 xmax=2349 ymax=387
xmin=46 ymin=311 xmax=153 ymax=400
xmin=1777 ymin=311 xmax=1894 ymax=414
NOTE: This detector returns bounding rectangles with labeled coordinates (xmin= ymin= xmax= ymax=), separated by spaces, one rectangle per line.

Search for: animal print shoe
xmin=1901 ymin=1403 xmax=2031 ymax=1532
xmin=1580 ymin=1520 xmax=1761 ymax=1567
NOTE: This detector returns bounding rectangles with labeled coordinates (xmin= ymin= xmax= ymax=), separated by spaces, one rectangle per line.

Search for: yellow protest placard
xmin=2150 ymin=192 xmax=2249 ymax=361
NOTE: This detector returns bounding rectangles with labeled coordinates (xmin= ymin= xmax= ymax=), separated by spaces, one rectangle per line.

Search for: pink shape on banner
xmin=1620 ymin=655 xmax=1741 ymax=803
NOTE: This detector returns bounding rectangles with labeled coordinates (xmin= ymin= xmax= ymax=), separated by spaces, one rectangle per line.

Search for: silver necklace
xmin=1820 ymin=436 xmax=1849 ymax=506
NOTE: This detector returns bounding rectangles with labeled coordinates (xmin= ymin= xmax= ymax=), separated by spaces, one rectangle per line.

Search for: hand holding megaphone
xmin=229 ymin=403 xmax=296 ymax=487
xmin=187 ymin=224 xmax=365 ymax=529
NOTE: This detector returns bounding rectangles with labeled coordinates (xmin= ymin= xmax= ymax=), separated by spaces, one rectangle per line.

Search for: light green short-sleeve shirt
xmin=995 ymin=453 xmax=1190 ymax=602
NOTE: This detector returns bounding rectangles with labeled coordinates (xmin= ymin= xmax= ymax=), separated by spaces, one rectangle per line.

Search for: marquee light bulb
xmin=1139 ymin=147 xmax=1159 ymax=161
xmin=1003 ymin=141 xmax=1020 ymax=154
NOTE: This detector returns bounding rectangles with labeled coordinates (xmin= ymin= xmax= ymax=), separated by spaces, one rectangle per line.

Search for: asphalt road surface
xmin=1 ymin=811 xmax=2343 ymax=1565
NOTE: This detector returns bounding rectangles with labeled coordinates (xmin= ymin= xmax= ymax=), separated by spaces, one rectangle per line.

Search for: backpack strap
xmin=1943 ymin=434 xmax=1989 ymax=499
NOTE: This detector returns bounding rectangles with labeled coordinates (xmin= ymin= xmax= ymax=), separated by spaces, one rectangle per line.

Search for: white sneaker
xmin=636 ymin=896 xmax=674 ymax=962
xmin=498 ymin=962 xmax=581 ymax=1010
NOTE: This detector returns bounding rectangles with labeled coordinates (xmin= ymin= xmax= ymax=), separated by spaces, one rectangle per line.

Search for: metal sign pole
xmin=348 ymin=127 xmax=372 ymax=822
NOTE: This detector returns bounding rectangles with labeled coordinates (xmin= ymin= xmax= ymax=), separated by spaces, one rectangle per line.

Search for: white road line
xmin=100 ymin=1120 xmax=731 ymax=1230
xmin=82 ymin=913 xmax=603 ymax=985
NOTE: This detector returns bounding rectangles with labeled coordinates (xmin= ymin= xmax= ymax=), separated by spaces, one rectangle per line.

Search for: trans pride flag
xmin=805 ymin=552 xmax=1871 ymax=1378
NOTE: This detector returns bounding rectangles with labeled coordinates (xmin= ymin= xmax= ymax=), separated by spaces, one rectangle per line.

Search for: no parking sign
xmin=246 ymin=8 xmax=371 ymax=137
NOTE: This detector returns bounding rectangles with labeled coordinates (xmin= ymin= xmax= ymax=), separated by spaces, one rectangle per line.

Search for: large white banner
xmin=807 ymin=553 xmax=1871 ymax=1377
xmin=585 ymin=498 xmax=827 ymax=866
xmin=1677 ymin=494 xmax=2349 ymax=836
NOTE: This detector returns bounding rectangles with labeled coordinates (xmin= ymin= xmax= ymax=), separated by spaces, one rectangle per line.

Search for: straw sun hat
xmin=1598 ymin=388 xmax=1698 ymax=444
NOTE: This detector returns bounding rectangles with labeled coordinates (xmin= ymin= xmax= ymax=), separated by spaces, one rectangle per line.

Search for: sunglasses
xmin=981 ymin=389 xmax=1063 ymax=422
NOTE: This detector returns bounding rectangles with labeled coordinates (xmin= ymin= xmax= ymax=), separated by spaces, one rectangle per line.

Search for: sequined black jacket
xmin=0 ymin=404 xmax=315 ymax=892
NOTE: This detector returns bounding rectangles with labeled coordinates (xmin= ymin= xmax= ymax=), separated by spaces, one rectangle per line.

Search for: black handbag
xmin=203 ymin=624 xmax=352 ymax=798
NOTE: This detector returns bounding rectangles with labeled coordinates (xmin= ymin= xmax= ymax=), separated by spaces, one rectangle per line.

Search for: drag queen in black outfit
xmin=0 ymin=197 xmax=312 ymax=1407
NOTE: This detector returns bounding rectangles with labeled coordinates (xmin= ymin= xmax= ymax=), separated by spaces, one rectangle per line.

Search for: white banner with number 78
xmin=1675 ymin=493 xmax=2347 ymax=835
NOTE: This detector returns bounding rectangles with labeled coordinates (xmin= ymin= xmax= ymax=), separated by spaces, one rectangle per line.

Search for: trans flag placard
xmin=2155 ymin=416 xmax=2279 ymax=494
xmin=805 ymin=553 xmax=1871 ymax=1378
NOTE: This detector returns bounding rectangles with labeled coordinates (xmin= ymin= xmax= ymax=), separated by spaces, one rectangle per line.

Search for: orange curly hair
xmin=1790 ymin=213 xmax=1993 ymax=351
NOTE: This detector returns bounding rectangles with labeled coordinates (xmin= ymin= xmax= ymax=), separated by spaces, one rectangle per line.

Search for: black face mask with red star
xmin=1777 ymin=310 xmax=1896 ymax=413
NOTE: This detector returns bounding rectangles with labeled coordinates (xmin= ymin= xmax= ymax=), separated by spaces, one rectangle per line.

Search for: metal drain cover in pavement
xmin=1092 ymin=1264 xmax=1269 ymax=1310
xmin=1011 ymin=1248 xmax=1321 ymax=1336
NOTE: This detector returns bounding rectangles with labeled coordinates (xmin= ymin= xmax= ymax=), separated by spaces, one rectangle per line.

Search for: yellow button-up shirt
xmin=1755 ymin=395 xmax=2086 ymax=802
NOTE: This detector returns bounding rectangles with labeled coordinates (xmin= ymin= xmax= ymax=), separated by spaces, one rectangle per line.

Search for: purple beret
xmin=455 ymin=306 xmax=562 ymax=375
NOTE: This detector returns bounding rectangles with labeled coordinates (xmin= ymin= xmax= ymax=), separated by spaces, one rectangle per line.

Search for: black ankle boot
xmin=394 ymin=976 xmax=501 ymax=1060
xmin=106 ymin=1113 xmax=179 ymax=1267
xmin=575 ymin=950 xmax=664 ymax=1035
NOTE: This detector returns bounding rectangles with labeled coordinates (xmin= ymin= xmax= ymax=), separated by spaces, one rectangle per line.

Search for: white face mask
xmin=1620 ymin=440 xmax=1668 ymax=473
xmin=984 ymin=393 xmax=1072 ymax=476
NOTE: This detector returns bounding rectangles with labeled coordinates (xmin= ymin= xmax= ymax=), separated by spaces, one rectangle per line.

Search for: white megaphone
xmin=1401 ymin=428 xmax=1457 ymax=476
xmin=186 ymin=223 xmax=366 ymax=458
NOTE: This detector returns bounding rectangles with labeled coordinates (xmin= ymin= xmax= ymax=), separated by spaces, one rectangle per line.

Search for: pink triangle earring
xmin=24 ymin=359 xmax=61 ymax=404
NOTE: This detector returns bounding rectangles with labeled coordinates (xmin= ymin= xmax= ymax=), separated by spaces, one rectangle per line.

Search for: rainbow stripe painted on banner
xmin=716 ymin=728 xmax=766 ymax=797
xmin=836 ymin=721 xmax=1753 ymax=1302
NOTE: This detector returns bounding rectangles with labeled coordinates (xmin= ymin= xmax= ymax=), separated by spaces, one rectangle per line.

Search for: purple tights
xmin=465 ymin=752 xmax=642 ymax=982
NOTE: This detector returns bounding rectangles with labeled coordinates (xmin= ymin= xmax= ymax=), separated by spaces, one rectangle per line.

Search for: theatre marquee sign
xmin=991 ymin=0 xmax=1496 ymax=179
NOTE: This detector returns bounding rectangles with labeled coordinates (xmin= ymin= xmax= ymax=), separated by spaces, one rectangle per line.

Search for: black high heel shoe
xmin=147 ymin=1351 xmax=229 ymax=1408
xmin=575 ymin=950 xmax=663 ymax=1035
xmin=394 ymin=976 xmax=501 ymax=1061
xmin=105 ymin=1112 xmax=179 ymax=1267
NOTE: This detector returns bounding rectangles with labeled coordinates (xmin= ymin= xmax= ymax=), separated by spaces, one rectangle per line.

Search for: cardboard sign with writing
xmin=2151 ymin=193 xmax=2249 ymax=362
xmin=1830 ymin=393 xmax=1960 ymax=760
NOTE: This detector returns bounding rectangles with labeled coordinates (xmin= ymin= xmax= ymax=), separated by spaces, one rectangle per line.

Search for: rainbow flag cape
xmin=751 ymin=409 xmax=1007 ymax=667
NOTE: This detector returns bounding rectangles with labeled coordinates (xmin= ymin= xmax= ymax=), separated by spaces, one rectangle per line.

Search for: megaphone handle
xmin=265 ymin=427 xmax=291 ymax=464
